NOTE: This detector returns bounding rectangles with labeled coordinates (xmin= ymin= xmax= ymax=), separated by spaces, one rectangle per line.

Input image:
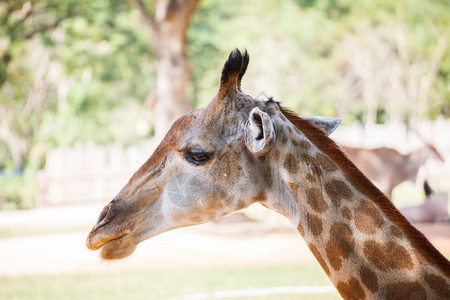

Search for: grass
xmin=0 ymin=263 xmax=340 ymax=300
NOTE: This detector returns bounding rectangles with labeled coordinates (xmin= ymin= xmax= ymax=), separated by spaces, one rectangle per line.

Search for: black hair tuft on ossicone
xmin=220 ymin=49 xmax=250 ymax=91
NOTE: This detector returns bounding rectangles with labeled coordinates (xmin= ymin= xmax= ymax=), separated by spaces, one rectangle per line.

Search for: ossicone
xmin=219 ymin=49 xmax=250 ymax=94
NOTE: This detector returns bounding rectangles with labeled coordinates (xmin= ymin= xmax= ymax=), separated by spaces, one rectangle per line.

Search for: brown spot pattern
xmin=292 ymin=139 xmax=311 ymax=150
xmin=288 ymin=182 xmax=300 ymax=199
xmin=363 ymin=240 xmax=414 ymax=271
xmin=324 ymin=180 xmax=353 ymax=205
xmin=308 ymin=243 xmax=330 ymax=276
xmin=284 ymin=153 xmax=299 ymax=174
xmin=413 ymin=248 xmax=429 ymax=266
xmin=425 ymin=272 xmax=450 ymax=298
xmin=310 ymin=163 xmax=323 ymax=177
xmin=325 ymin=222 xmax=355 ymax=271
xmin=261 ymin=164 xmax=273 ymax=189
xmin=279 ymin=129 xmax=288 ymax=145
xmin=354 ymin=201 xmax=384 ymax=235
xmin=390 ymin=225 xmax=403 ymax=239
xmin=306 ymin=187 xmax=328 ymax=213
xmin=359 ymin=265 xmax=378 ymax=293
xmin=299 ymin=140 xmax=312 ymax=150
xmin=272 ymin=149 xmax=281 ymax=161
xmin=341 ymin=206 xmax=352 ymax=220
xmin=300 ymin=152 xmax=315 ymax=166
xmin=220 ymin=153 xmax=242 ymax=185
xmin=305 ymin=173 xmax=315 ymax=183
xmin=306 ymin=213 xmax=323 ymax=236
xmin=383 ymin=281 xmax=426 ymax=300
xmin=336 ymin=277 xmax=366 ymax=300
xmin=252 ymin=192 xmax=267 ymax=202
xmin=315 ymin=153 xmax=338 ymax=172
xmin=203 ymin=187 xmax=228 ymax=212
xmin=297 ymin=222 xmax=305 ymax=235
xmin=237 ymin=200 xmax=247 ymax=209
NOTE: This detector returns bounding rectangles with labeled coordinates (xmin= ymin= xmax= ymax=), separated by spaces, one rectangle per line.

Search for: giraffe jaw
xmin=97 ymin=233 xmax=136 ymax=260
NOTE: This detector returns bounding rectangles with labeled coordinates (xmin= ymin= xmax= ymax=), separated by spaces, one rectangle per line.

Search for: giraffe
xmin=86 ymin=49 xmax=450 ymax=299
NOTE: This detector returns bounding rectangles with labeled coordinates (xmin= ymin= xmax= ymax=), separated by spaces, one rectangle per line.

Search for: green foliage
xmin=188 ymin=0 xmax=449 ymax=123
xmin=0 ymin=1 xmax=154 ymax=208
xmin=0 ymin=168 xmax=36 ymax=210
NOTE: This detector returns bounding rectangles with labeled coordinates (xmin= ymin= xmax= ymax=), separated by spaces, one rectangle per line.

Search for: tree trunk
xmin=152 ymin=0 xmax=197 ymax=138
xmin=129 ymin=0 xmax=198 ymax=138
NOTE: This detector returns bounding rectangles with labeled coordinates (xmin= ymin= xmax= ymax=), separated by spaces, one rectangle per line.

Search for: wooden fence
xmin=37 ymin=141 xmax=158 ymax=206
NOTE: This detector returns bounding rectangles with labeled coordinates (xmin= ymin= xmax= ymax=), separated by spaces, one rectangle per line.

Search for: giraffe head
xmin=86 ymin=49 xmax=341 ymax=260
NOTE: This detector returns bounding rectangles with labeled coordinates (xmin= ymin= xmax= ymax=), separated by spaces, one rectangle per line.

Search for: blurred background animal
xmin=342 ymin=144 xmax=444 ymax=198
xmin=399 ymin=181 xmax=449 ymax=223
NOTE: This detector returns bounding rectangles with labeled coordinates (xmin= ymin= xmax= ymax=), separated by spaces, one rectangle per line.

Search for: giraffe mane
xmin=280 ymin=107 xmax=450 ymax=276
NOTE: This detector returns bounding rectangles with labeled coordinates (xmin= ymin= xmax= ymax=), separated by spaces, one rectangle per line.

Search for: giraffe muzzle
xmin=86 ymin=199 xmax=131 ymax=251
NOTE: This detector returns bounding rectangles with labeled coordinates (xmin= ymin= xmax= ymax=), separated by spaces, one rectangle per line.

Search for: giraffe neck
xmin=264 ymin=117 xmax=450 ymax=299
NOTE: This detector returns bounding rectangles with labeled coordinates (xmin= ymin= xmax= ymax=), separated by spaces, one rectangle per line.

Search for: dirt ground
xmin=0 ymin=204 xmax=449 ymax=277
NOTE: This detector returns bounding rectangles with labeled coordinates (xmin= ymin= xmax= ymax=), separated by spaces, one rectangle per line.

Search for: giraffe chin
xmin=99 ymin=236 xmax=137 ymax=260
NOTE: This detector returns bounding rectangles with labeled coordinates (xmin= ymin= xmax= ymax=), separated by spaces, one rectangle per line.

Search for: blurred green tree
xmin=128 ymin=0 xmax=199 ymax=138
xmin=0 ymin=0 xmax=153 ymax=208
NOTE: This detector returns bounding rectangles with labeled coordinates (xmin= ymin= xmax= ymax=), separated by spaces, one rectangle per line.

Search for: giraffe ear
xmin=245 ymin=107 xmax=276 ymax=155
xmin=302 ymin=116 xmax=342 ymax=135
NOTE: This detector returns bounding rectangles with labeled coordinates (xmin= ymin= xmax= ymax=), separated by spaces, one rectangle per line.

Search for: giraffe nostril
xmin=94 ymin=202 xmax=116 ymax=231
xmin=97 ymin=204 xmax=110 ymax=222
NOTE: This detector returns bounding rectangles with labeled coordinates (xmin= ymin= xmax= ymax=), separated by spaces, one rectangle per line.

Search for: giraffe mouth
xmin=86 ymin=224 xmax=136 ymax=260
xmin=86 ymin=229 xmax=128 ymax=251
xmin=86 ymin=193 xmax=165 ymax=260
xmin=85 ymin=201 xmax=138 ymax=260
